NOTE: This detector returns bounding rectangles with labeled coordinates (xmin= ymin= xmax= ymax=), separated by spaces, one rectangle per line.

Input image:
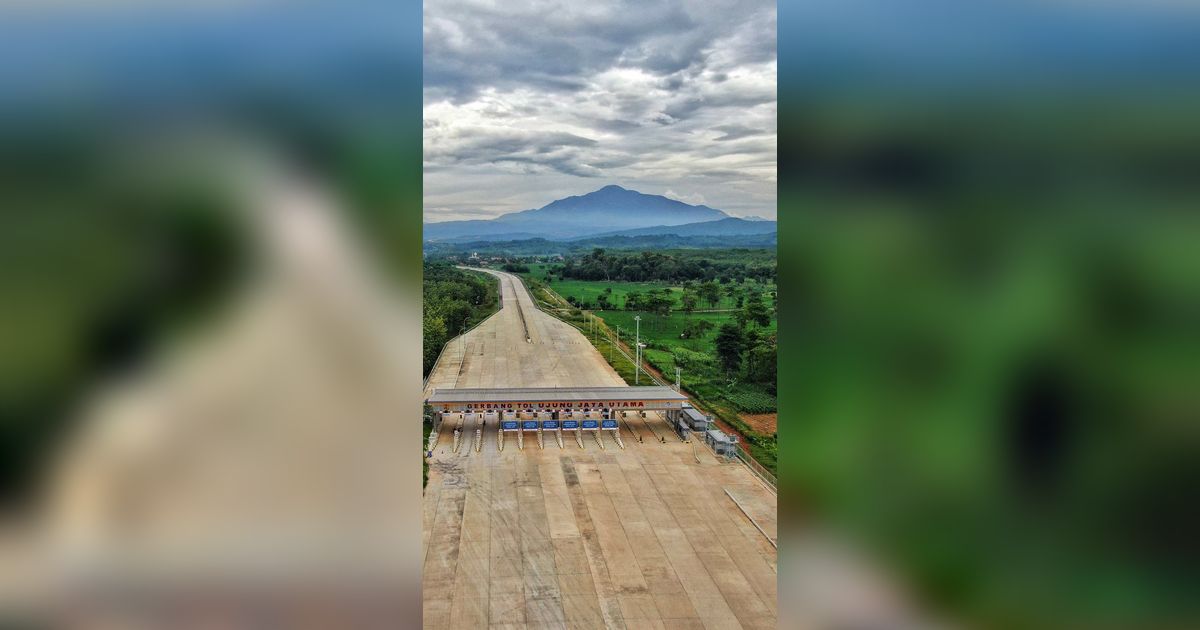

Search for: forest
xmin=421 ymin=263 xmax=499 ymax=376
xmin=554 ymin=248 xmax=775 ymax=284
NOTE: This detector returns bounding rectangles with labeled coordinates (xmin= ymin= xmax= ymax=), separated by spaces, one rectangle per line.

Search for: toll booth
xmin=705 ymin=428 xmax=739 ymax=457
xmin=672 ymin=417 xmax=691 ymax=440
xmin=680 ymin=404 xmax=711 ymax=431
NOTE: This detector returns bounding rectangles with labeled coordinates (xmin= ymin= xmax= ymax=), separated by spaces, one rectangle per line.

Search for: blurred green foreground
xmin=778 ymin=97 xmax=1199 ymax=628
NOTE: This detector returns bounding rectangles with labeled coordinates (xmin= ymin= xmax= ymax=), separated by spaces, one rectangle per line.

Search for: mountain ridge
xmin=572 ymin=217 xmax=777 ymax=240
xmin=424 ymin=185 xmax=733 ymax=241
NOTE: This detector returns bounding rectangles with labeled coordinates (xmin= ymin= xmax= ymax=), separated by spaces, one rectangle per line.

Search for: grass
xmin=522 ymin=264 xmax=776 ymax=311
xmin=523 ymin=274 xmax=779 ymax=474
xmin=596 ymin=310 xmax=775 ymax=350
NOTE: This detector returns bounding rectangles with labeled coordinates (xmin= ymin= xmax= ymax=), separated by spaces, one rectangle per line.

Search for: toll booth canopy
xmin=426 ymin=386 xmax=687 ymax=414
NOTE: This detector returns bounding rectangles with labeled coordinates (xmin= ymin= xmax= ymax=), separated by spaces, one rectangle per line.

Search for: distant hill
xmin=422 ymin=233 xmax=776 ymax=257
xmin=430 ymin=231 xmax=546 ymax=243
xmin=424 ymin=185 xmax=729 ymax=241
xmin=579 ymin=217 xmax=777 ymax=239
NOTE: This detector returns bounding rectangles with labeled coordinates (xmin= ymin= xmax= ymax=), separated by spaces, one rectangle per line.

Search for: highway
xmin=424 ymin=268 xmax=625 ymax=394
xmin=423 ymin=268 xmax=778 ymax=629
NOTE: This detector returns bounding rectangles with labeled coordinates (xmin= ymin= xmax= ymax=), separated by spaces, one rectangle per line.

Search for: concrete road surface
xmin=424 ymin=269 xmax=778 ymax=629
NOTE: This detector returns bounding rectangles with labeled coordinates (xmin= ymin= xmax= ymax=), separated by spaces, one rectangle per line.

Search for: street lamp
xmin=634 ymin=315 xmax=642 ymax=384
xmin=636 ymin=342 xmax=646 ymax=385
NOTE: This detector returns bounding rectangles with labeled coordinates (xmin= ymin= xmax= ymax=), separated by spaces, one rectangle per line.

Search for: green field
xmin=523 ymin=263 xmax=775 ymax=312
xmin=596 ymin=310 xmax=775 ymax=348
xmin=607 ymin=308 xmax=778 ymax=471
xmin=524 ymin=272 xmax=779 ymax=473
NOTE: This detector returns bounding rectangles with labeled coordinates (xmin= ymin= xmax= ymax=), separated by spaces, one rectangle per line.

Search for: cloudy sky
xmin=423 ymin=0 xmax=776 ymax=222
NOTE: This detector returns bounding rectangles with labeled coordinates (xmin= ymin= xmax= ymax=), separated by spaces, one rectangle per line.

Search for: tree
xmin=681 ymin=319 xmax=714 ymax=342
xmin=596 ymin=293 xmax=610 ymax=310
xmin=699 ymin=281 xmax=722 ymax=310
xmin=681 ymin=291 xmax=698 ymax=318
xmin=746 ymin=337 xmax=777 ymax=388
xmin=714 ymin=322 xmax=745 ymax=374
xmin=743 ymin=293 xmax=770 ymax=328
xmin=651 ymin=290 xmax=673 ymax=318
xmin=724 ymin=283 xmax=738 ymax=306
xmin=423 ymin=314 xmax=447 ymax=376
xmin=440 ymin=299 xmax=474 ymax=335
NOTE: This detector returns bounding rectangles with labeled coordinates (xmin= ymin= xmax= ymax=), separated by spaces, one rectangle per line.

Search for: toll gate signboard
xmin=501 ymin=421 xmax=519 ymax=431
xmin=562 ymin=420 xmax=579 ymax=430
xmin=542 ymin=420 xmax=559 ymax=430
xmin=601 ymin=419 xmax=618 ymax=429
xmin=582 ymin=420 xmax=600 ymax=430
xmin=522 ymin=421 xmax=539 ymax=431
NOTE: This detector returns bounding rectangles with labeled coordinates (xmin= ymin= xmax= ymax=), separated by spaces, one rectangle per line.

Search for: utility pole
xmin=675 ymin=367 xmax=681 ymax=391
xmin=637 ymin=342 xmax=646 ymax=385
xmin=634 ymin=316 xmax=641 ymax=384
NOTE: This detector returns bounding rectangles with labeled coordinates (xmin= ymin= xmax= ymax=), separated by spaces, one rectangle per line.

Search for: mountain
xmin=422 ymin=233 xmax=777 ymax=256
xmin=577 ymin=217 xmax=777 ymax=239
xmin=424 ymin=185 xmax=730 ymax=241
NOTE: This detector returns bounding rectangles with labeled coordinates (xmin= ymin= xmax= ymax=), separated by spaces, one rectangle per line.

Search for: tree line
xmin=567 ymin=280 xmax=775 ymax=317
xmin=556 ymin=248 xmax=774 ymax=283
xmin=714 ymin=316 xmax=776 ymax=392
xmin=423 ymin=263 xmax=498 ymax=376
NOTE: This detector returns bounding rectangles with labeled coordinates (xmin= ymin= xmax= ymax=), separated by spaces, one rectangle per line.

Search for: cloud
xmin=663 ymin=189 xmax=706 ymax=206
xmin=713 ymin=124 xmax=765 ymax=141
xmin=424 ymin=0 xmax=777 ymax=220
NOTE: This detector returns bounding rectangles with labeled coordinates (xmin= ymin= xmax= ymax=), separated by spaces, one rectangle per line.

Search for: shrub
xmin=722 ymin=389 xmax=777 ymax=413
xmin=672 ymin=347 xmax=715 ymax=370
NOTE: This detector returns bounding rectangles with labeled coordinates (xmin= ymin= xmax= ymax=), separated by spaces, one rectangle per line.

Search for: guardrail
xmin=735 ymin=449 xmax=778 ymax=491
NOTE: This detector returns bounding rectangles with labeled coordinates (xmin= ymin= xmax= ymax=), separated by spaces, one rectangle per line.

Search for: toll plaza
xmin=422 ymin=269 xmax=777 ymax=629
xmin=427 ymin=386 xmax=688 ymax=451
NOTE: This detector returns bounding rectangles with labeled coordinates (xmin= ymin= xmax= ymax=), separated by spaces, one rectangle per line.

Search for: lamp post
xmin=636 ymin=342 xmax=646 ymax=385
xmin=634 ymin=315 xmax=641 ymax=384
